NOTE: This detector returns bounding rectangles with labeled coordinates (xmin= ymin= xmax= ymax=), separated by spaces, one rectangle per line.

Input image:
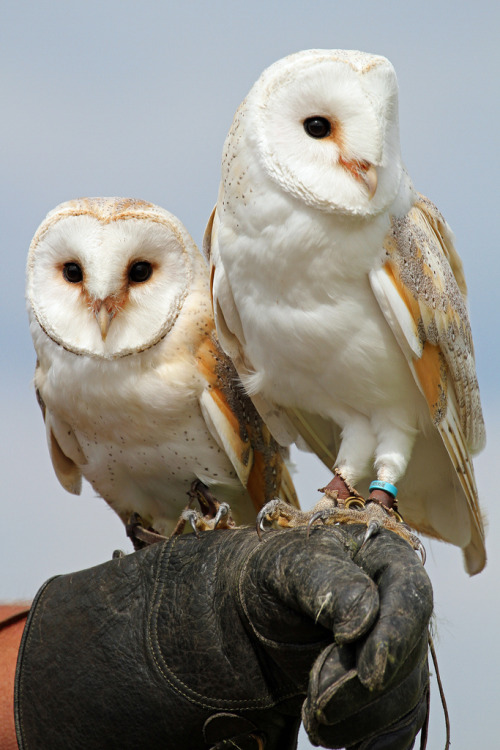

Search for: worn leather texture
xmin=302 ymin=530 xmax=432 ymax=749
xmin=14 ymin=525 xmax=432 ymax=749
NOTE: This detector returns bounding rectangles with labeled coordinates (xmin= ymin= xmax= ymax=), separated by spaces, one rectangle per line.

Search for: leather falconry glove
xmin=14 ymin=524 xmax=432 ymax=749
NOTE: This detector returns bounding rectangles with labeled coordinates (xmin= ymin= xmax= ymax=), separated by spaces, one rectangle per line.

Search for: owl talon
xmin=306 ymin=509 xmax=331 ymax=539
xmin=256 ymin=513 xmax=267 ymax=540
xmin=256 ymin=499 xmax=279 ymax=538
xmin=416 ymin=540 xmax=427 ymax=566
xmin=182 ymin=509 xmax=201 ymax=538
xmin=179 ymin=501 xmax=236 ymax=535
xmin=256 ymin=498 xmax=308 ymax=539
xmin=213 ymin=502 xmax=231 ymax=529
xmin=362 ymin=518 xmax=382 ymax=546
xmin=254 ymin=488 xmax=426 ymax=564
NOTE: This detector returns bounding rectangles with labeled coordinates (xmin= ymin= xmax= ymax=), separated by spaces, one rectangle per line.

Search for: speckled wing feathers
xmin=370 ymin=195 xmax=486 ymax=572
xmin=196 ymin=331 xmax=299 ymax=513
xmin=374 ymin=196 xmax=485 ymax=451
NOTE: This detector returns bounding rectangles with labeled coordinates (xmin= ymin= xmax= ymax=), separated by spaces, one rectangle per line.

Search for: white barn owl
xmin=205 ymin=49 xmax=486 ymax=574
xmin=27 ymin=198 xmax=298 ymax=540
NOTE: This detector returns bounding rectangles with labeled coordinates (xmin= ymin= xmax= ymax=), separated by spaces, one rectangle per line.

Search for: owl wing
xmin=369 ymin=195 xmax=486 ymax=573
xmin=195 ymin=328 xmax=299 ymax=514
xmin=35 ymin=374 xmax=84 ymax=496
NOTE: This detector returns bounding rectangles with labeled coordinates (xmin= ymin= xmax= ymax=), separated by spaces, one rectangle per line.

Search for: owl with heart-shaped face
xmin=205 ymin=49 xmax=486 ymax=574
xmin=27 ymin=198 xmax=297 ymax=538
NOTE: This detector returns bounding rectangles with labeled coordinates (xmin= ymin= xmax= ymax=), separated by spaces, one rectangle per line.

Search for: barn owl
xmin=26 ymin=198 xmax=298 ymax=541
xmin=205 ymin=49 xmax=486 ymax=574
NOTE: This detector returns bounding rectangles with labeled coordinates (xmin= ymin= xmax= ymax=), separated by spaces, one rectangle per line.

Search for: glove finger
xmin=346 ymin=693 xmax=429 ymax=750
xmin=303 ymin=638 xmax=429 ymax=749
xmin=353 ymin=528 xmax=433 ymax=690
xmin=242 ymin=526 xmax=380 ymax=644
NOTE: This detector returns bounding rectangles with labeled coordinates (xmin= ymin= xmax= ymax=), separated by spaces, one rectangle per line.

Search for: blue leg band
xmin=369 ymin=480 xmax=398 ymax=499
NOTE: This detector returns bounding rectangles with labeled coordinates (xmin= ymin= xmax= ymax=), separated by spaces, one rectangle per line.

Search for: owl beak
xmin=339 ymin=157 xmax=378 ymax=199
xmin=95 ymin=303 xmax=115 ymax=341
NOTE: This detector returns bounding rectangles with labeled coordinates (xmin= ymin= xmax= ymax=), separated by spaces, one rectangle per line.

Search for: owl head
xmin=227 ymin=49 xmax=405 ymax=217
xmin=26 ymin=198 xmax=205 ymax=359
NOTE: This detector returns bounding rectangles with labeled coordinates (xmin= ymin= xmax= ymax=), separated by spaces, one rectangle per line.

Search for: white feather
xmin=209 ymin=49 xmax=486 ymax=573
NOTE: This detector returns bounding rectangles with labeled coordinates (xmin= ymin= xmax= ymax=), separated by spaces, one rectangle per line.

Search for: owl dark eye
xmin=62 ymin=262 xmax=83 ymax=283
xmin=129 ymin=261 xmax=153 ymax=283
xmin=303 ymin=116 xmax=331 ymax=139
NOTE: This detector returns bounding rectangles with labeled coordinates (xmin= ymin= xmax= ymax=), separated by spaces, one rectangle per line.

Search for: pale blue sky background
xmin=1 ymin=2 xmax=499 ymax=747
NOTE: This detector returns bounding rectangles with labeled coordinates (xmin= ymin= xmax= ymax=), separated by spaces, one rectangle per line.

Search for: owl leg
xmin=334 ymin=415 xmax=378 ymax=488
xmin=257 ymin=410 xmax=424 ymax=558
xmin=257 ymin=416 xmax=375 ymax=536
xmin=302 ymin=415 xmax=375 ymax=518
xmin=344 ymin=414 xmax=425 ymax=559
xmin=303 ymin=480 xmax=425 ymax=563
xmin=371 ymin=414 xmax=418 ymax=492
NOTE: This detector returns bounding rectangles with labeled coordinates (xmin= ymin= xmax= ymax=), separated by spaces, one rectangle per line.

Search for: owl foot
xmin=256 ymin=495 xmax=371 ymax=540
xmin=256 ymin=470 xmax=364 ymax=536
xmin=180 ymin=502 xmax=236 ymax=537
xmin=256 ymin=498 xmax=322 ymax=538
xmin=320 ymin=473 xmax=425 ymax=561
xmin=181 ymin=479 xmax=237 ymax=536
xmin=256 ymin=483 xmax=425 ymax=563
xmin=365 ymin=506 xmax=426 ymax=564
xmin=308 ymin=497 xmax=426 ymax=564
xmin=188 ymin=479 xmax=217 ymax=514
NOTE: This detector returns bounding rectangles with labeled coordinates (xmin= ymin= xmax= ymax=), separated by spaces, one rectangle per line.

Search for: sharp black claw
xmin=213 ymin=502 xmax=230 ymax=529
xmin=306 ymin=510 xmax=327 ymax=540
xmin=362 ymin=518 xmax=381 ymax=547
xmin=256 ymin=499 xmax=283 ymax=539
xmin=256 ymin=508 xmax=268 ymax=540
xmin=182 ymin=510 xmax=200 ymax=538
xmin=417 ymin=540 xmax=427 ymax=565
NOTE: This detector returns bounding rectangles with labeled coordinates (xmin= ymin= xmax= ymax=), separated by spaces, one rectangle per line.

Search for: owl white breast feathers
xmin=205 ymin=49 xmax=486 ymax=574
xmin=27 ymin=198 xmax=297 ymax=536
